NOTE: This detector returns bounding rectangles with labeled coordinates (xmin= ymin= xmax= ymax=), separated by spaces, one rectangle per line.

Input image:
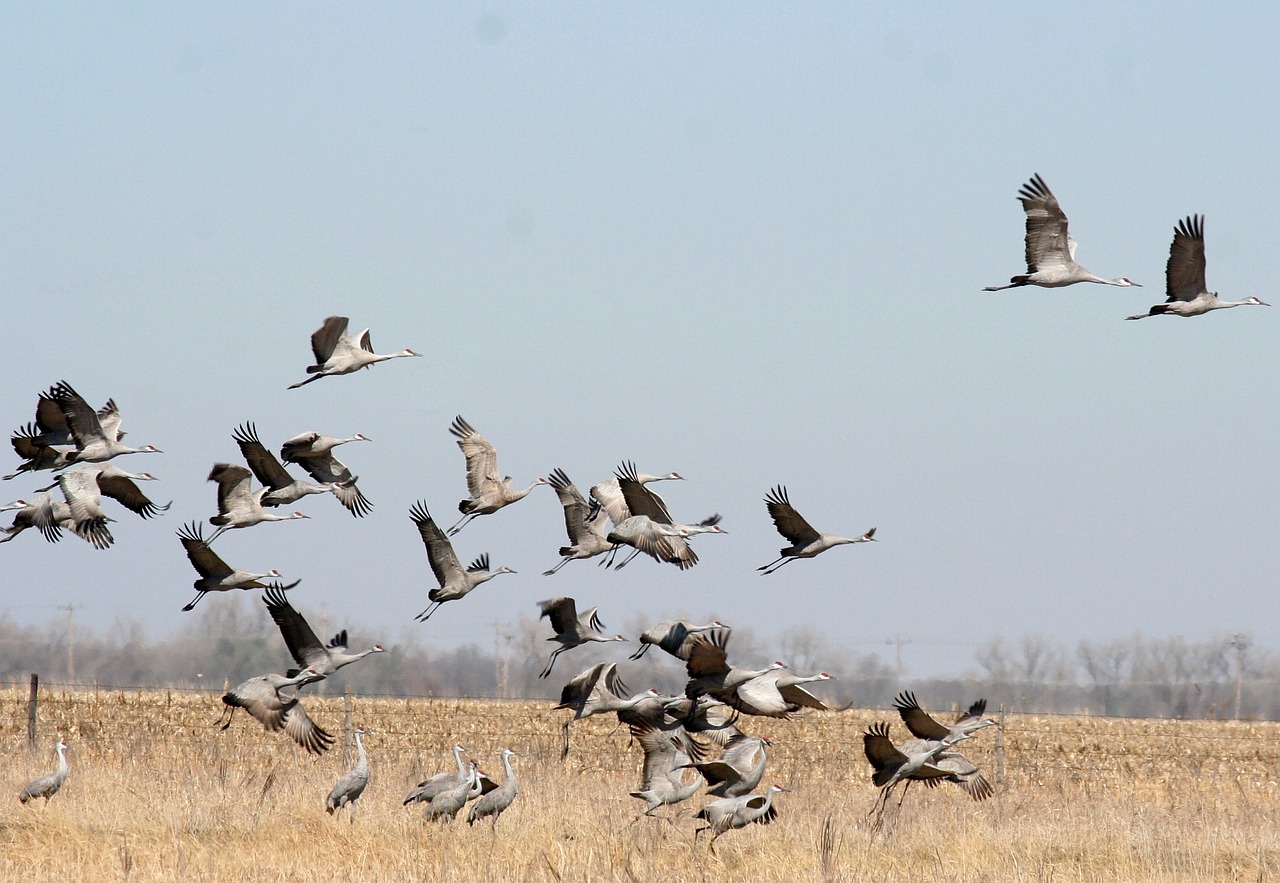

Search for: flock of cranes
xmin=10 ymin=175 xmax=1269 ymax=839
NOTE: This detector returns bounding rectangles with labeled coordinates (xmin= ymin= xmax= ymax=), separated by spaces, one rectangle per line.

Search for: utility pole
xmin=1229 ymin=633 xmax=1251 ymax=720
xmin=59 ymin=604 xmax=78 ymax=684
xmin=885 ymin=636 xmax=910 ymax=678
xmin=491 ymin=620 xmax=510 ymax=699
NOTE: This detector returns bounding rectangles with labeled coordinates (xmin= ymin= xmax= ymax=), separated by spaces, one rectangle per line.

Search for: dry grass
xmin=4 ymin=686 xmax=1280 ymax=881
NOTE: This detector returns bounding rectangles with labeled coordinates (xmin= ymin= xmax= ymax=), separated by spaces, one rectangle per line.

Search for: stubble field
xmin=4 ymin=685 xmax=1280 ymax=882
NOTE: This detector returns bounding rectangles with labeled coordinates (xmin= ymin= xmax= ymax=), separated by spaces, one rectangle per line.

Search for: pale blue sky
xmin=3 ymin=4 xmax=1277 ymax=678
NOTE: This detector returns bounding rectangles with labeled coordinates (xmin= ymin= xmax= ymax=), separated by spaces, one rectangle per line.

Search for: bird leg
xmin=415 ymin=602 xmax=441 ymax=623
xmin=542 ymin=557 xmax=571 ymax=576
xmin=613 ymin=548 xmax=642 ymax=570
xmin=182 ymin=591 xmax=206 ymax=612
xmin=216 ymin=705 xmax=236 ymax=730
xmin=759 ymin=557 xmax=797 ymax=576
xmin=560 ymin=720 xmax=572 ymax=760
xmin=445 ymin=512 xmax=475 ymax=536
xmin=538 ymin=648 xmax=563 ymax=679
xmin=205 ymin=525 xmax=229 ymax=545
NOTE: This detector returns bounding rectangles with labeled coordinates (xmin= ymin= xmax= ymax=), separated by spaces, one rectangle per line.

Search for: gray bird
xmin=176 ymin=521 xmax=298 ymax=611
xmin=410 ymin=502 xmax=515 ymax=623
xmin=445 ymin=416 xmax=547 ymax=536
xmin=543 ymin=468 xmax=615 ymax=575
xmin=758 ymin=485 xmax=876 ymax=575
xmin=628 ymin=722 xmax=704 ymax=816
xmin=219 ymin=668 xmax=334 ymax=754
xmin=263 ymin=586 xmax=385 ymax=678
xmin=630 ymin=619 xmax=726 ymax=661
xmin=694 ymin=784 xmax=786 ymax=852
xmin=287 ymin=315 xmax=421 ymax=389
xmin=326 ymin=726 xmax=370 ymax=819
xmin=19 ymin=740 xmax=69 ymax=805
xmin=536 ymin=597 xmax=627 ymax=679
xmin=467 ymin=748 xmax=519 ymax=827
xmin=403 ymin=744 xmax=469 ymax=805
xmin=680 ymin=733 xmax=769 ymax=797
xmin=893 ymin=691 xmax=997 ymax=742
xmin=423 ymin=760 xmax=479 ymax=823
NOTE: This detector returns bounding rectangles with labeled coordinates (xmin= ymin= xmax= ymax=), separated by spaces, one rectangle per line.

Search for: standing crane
xmin=287 ymin=315 xmax=421 ymax=389
xmin=984 ymin=174 xmax=1140 ymax=291
xmin=536 ymin=597 xmax=627 ymax=679
xmin=206 ymin=463 xmax=310 ymax=543
xmin=278 ymin=430 xmax=373 ymax=517
xmin=445 ymin=416 xmax=546 ymax=536
xmin=176 ymin=522 xmax=297 ymax=611
xmin=47 ymin=381 xmax=163 ymax=463
xmin=326 ymin=726 xmax=370 ymax=820
xmin=1127 ymin=215 xmax=1270 ymax=319
xmin=758 ymin=485 xmax=876 ymax=575
xmin=422 ymin=760 xmax=479 ymax=823
xmin=694 ymin=784 xmax=786 ymax=851
xmin=19 ymin=740 xmax=69 ymax=805
xmin=404 ymin=744 xmax=469 ymax=805
xmin=263 ymin=586 xmax=385 ymax=677
xmin=410 ymin=502 xmax=515 ymax=623
xmin=542 ymin=468 xmax=615 ymax=575
xmin=467 ymin=748 xmax=519 ymax=827
xmin=219 ymin=668 xmax=334 ymax=754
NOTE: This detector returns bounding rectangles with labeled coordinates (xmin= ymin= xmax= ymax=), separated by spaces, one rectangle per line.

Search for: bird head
xmin=1246 ymin=296 xmax=1271 ymax=306
xmin=370 ymin=644 xmax=387 ymax=653
xmin=612 ymin=634 xmax=628 ymax=642
xmin=1115 ymin=277 xmax=1141 ymax=287
xmin=267 ymin=569 xmax=283 ymax=577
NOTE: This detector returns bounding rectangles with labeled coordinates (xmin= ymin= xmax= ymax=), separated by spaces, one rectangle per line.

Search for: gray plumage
xmin=758 ymin=485 xmax=876 ymax=575
xmin=628 ymin=722 xmax=703 ymax=815
xmin=19 ymin=740 xmax=69 ymax=805
xmin=233 ymin=422 xmax=340 ymax=507
xmin=681 ymin=733 xmax=769 ymax=797
xmin=467 ymin=748 xmax=519 ymax=827
xmin=326 ymin=726 xmax=370 ymax=817
xmin=48 ymin=381 xmax=163 ymax=463
xmin=536 ymin=596 xmax=627 ymax=679
xmin=694 ymin=784 xmax=785 ymax=850
xmin=542 ymin=468 xmax=615 ymax=575
xmin=423 ymin=760 xmax=478 ymax=822
xmin=277 ymin=430 xmax=373 ymax=517
xmin=403 ymin=744 xmax=468 ymax=805
xmin=445 ymin=416 xmax=547 ymax=536
xmin=287 ymin=315 xmax=421 ymax=389
xmin=220 ymin=668 xmax=334 ymax=754
xmin=177 ymin=521 xmax=298 ymax=611
xmin=410 ymin=502 xmax=515 ymax=622
xmin=630 ymin=619 xmax=725 ymax=661
xmin=264 ymin=586 xmax=385 ymax=677
xmin=893 ymin=691 xmax=997 ymax=742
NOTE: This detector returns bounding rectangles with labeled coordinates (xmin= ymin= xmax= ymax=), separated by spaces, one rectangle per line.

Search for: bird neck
xmin=502 ymin=753 xmax=516 ymax=780
xmin=354 ymin=733 xmax=368 ymax=768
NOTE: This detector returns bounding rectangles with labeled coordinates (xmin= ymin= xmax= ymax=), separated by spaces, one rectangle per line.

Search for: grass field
xmin=4 ymin=685 xmax=1280 ymax=881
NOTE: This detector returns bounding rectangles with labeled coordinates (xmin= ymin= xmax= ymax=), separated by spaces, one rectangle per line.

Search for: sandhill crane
xmin=694 ymin=784 xmax=785 ymax=851
xmin=176 ymin=521 xmax=297 ymax=611
xmin=536 ymin=596 xmax=627 ymax=679
xmin=1 ymin=499 xmax=24 ymax=512
xmin=543 ymin=468 xmax=615 ymax=574
xmin=219 ymin=668 xmax=334 ymax=754
xmin=1127 ymin=214 xmax=1270 ymax=319
xmin=589 ymin=468 xmax=684 ymax=526
xmin=15 ymin=390 xmax=119 ymax=449
xmin=48 ymin=381 xmax=162 ymax=462
xmin=423 ymin=760 xmax=479 ymax=823
xmin=263 ymin=586 xmax=385 ymax=677
xmin=726 ymin=671 xmax=833 ymax=718
xmin=679 ymin=733 xmax=769 ymax=797
xmin=628 ymin=722 xmax=704 ymax=816
xmin=19 ymin=740 xmax=69 ymax=805
xmin=758 ymin=485 xmax=876 ymax=575
xmin=446 ymin=416 xmax=546 ymax=536
xmin=984 ymin=174 xmax=1140 ymax=292
xmin=410 ymin=502 xmax=515 ymax=622
xmin=862 ymin=721 xmax=967 ymax=820
xmin=6 ymin=428 xmax=74 ymax=480
xmin=630 ymin=619 xmax=726 ymax=661
xmin=233 ymin=423 xmax=340 ymax=507
xmin=683 ymin=628 xmax=786 ymax=703
xmin=327 ymin=726 xmax=370 ymax=820
xmin=0 ymin=493 xmax=112 ymax=549
xmin=554 ymin=662 xmax=658 ymax=758
xmin=404 ymin=744 xmax=469 ymax=805
xmin=467 ymin=748 xmax=519 ymax=827
xmin=893 ymin=691 xmax=997 ymax=742
xmin=41 ymin=464 xmax=170 ymax=546
xmin=900 ymin=738 xmax=993 ymax=801
xmin=278 ymin=431 xmax=372 ymax=517
xmin=601 ymin=462 xmax=722 ymax=570
xmin=206 ymin=463 xmax=309 ymax=543
xmin=288 ymin=315 xmax=421 ymax=389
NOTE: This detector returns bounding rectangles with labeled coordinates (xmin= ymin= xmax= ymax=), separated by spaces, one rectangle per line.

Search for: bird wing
xmin=1017 ymin=174 xmax=1073 ymax=274
xmin=548 ymin=468 xmax=593 ymax=542
xmin=176 ymin=522 xmax=232 ymax=579
xmin=630 ymin=723 xmax=688 ymax=789
xmin=955 ymin=697 xmax=988 ymax=727
xmin=893 ymin=691 xmax=951 ymax=741
xmin=778 ymin=683 xmax=828 ymax=711
xmin=410 ymin=502 xmax=464 ymax=585
xmin=718 ymin=734 xmax=765 ymax=778
xmin=208 ymin=463 xmax=256 ymax=513
xmin=295 ymin=454 xmax=371 ymax=516
xmin=764 ymin=486 xmax=821 ymax=545
xmin=50 ymin=381 xmax=107 ymax=448
xmin=233 ymin=423 xmax=295 ymax=490
xmin=684 ymin=629 xmax=731 ymax=677
xmin=728 ymin=676 xmax=790 ymax=717
xmin=96 ymin=399 xmax=124 ymax=442
xmin=96 ymin=472 xmax=168 ymax=518
xmin=538 ymin=597 xmax=579 ymax=634
xmin=33 ymin=394 xmax=69 ymax=438
xmin=931 ymin=752 xmax=994 ymax=800
xmin=1165 ymin=214 xmax=1208 ymax=303
xmin=588 ymin=478 xmax=631 ymax=525
xmin=583 ymin=606 xmax=606 ymax=634
xmin=450 ymin=416 xmax=501 ymax=497
xmin=57 ymin=468 xmax=105 ymax=524
xmin=616 ymin=461 xmax=673 ymax=523
xmin=278 ymin=431 xmax=320 ymax=462
xmin=309 ymin=316 xmax=349 ymax=364
xmin=555 ymin=662 xmax=606 ymax=709
xmin=863 ymin=722 xmax=907 ymax=774
xmin=226 ymin=677 xmax=288 ymax=731
xmin=264 ymin=587 xmax=327 ymax=670
xmin=281 ymin=699 xmax=334 ymax=754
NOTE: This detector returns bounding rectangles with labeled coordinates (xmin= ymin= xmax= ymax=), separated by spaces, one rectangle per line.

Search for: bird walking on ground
xmin=984 ymin=174 xmax=1140 ymax=292
xmin=206 ymin=463 xmax=310 ymax=543
xmin=219 ymin=668 xmax=334 ymax=754
xmin=19 ymin=740 xmax=69 ymax=805
xmin=1126 ymin=214 xmax=1270 ymax=320
xmin=543 ymin=468 xmax=615 ymax=575
xmin=327 ymin=726 xmax=370 ymax=820
xmin=445 ymin=416 xmax=547 ymax=536
xmin=694 ymin=784 xmax=786 ymax=852
xmin=263 ymin=586 xmax=386 ymax=677
xmin=277 ymin=430 xmax=373 ymax=517
xmin=410 ymin=502 xmax=515 ymax=623
xmin=176 ymin=521 xmax=298 ymax=611
xmin=467 ymin=748 xmax=519 ymax=827
xmin=758 ymin=485 xmax=875 ymax=575
xmin=288 ymin=316 xmax=421 ymax=389
xmin=536 ymin=596 xmax=627 ymax=679
xmin=423 ymin=760 xmax=480 ymax=823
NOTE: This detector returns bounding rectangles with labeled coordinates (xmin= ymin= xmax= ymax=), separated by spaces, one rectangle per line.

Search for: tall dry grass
xmin=4 ymin=685 xmax=1280 ymax=881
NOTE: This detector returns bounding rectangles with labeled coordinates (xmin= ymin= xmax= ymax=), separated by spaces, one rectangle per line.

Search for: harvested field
xmin=4 ymin=685 xmax=1280 ymax=881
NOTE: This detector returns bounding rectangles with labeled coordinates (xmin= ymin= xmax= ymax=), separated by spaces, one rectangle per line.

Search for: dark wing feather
xmin=763 ymin=485 xmax=820 ymax=544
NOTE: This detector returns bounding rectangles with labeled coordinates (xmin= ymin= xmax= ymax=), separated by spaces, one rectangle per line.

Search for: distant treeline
xmin=1 ymin=599 xmax=1272 ymax=720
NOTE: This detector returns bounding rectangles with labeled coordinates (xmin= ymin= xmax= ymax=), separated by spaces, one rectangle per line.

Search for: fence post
xmin=995 ymin=703 xmax=1005 ymax=790
xmin=343 ymin=687 xmax=353 ymax=768
xmin=27 ymin=673 xmax=39 ymax=748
